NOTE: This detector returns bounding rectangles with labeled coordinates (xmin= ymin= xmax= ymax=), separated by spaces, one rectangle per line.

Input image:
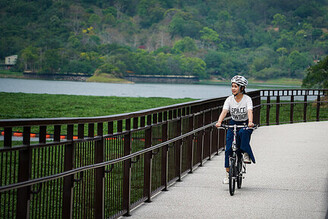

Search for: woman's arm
xmin=215 ymin=109 xmax=228 ymax=127
xmin=248 ymin=109 xmax=254 ymax=127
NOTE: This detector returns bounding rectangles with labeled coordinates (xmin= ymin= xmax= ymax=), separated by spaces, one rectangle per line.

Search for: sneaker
xmin=243 ymin=153 xmax=251 ymax=164
xmin=223 ymin=172 xmax=229 ymax=184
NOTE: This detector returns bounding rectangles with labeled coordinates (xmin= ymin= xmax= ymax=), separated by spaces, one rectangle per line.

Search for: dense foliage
xmin=303 ymin=56 xmax=328 ymax=88
xmin=1 ymin=0 xmax=328 ymax=81
xmin=0 ymin=92 xmax=194 ymax=119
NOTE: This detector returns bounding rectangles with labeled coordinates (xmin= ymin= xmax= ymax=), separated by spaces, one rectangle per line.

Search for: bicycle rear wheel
xmin=229 ymin=160 xmax=236 ymax=196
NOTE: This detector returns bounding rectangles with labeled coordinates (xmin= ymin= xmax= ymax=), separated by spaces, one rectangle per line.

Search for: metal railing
xmin=260 ymin=89 xmax=327 ymax=125
xmin=0 ymin=89 xmax=326 ymax=219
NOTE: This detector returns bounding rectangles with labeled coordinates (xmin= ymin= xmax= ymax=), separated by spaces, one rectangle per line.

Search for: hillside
xmin=1 ymin=0 xmax=328 ymax=81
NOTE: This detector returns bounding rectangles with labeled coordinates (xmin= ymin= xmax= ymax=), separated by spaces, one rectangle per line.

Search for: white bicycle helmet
xmin=231 ymin=75 xmax=248 ymax=87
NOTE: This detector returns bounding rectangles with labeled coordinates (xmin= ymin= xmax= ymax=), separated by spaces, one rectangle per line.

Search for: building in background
xmin=1 ymin=55 xmax=18 ymax=70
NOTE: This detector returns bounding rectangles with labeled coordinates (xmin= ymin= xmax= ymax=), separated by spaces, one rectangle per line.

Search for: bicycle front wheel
xmin=229 ymin=161 xmax=236 ymax=196
xmin=237 ymin=160 xmax=243 ymax=189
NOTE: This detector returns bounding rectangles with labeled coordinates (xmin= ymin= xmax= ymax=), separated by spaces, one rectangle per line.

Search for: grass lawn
xmin=0 ymin=92 xmax=196 ymax=119
xmin=86 ymin=73 xmax=132 ymax=84
xmin=248 ymin=77 xmax=303 ymax=87
xmin=0 ymin=70 xmax=24 ymax=77
xmin=200 ymin=77 xmax=303 ymax=89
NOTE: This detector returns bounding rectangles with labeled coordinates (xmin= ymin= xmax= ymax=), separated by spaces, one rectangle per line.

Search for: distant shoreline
xmin=23 ymin=72 xmax=92 ymax=81
xmin=0 ymin=71 xmax=302 ymax=87
xmin=1 ymin=72 xmax=201 ymax=84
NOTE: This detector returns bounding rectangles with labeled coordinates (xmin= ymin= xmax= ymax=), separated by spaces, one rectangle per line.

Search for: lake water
xmin=0 ymin=78 xmax=256 ymax=99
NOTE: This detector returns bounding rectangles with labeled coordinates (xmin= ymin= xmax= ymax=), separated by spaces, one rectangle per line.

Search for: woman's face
xmin=231 ymin=83 xmax=240 ymax=95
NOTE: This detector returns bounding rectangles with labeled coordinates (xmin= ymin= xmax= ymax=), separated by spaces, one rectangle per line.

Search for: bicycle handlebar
xmin=217 ymin=124 xmax=258 ymax=130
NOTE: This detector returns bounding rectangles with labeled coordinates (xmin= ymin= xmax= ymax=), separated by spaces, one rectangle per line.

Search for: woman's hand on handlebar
xmin=248 ymin=121 xmax=254 ymax=127
xmin=215 ymin=121 xmax=222 ymax=128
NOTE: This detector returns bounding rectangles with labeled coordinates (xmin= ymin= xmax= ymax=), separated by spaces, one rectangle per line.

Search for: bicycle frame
xmin=218 ymin=124 xmax=257 ymax=195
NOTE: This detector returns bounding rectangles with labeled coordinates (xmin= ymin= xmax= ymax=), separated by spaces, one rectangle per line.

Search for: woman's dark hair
xmin=241 ymin=86 xmax=246 ymax=94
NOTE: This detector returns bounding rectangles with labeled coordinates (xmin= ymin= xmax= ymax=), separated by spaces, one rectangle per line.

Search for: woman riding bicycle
xmin=215 ymin=75 xmax=255 ymax=184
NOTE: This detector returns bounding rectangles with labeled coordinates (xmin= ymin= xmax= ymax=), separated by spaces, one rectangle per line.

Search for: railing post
xmin=211 ymin=108 xmax=219 ymax=155
xmin=54 ymin=125 xmax=61 ymax=142
xmin=144 ymin=116 xmax=152 ymax=202
xmin=266 ymin=95 xmax=270 ymax=126
xmin=219 ymin=125 xmax=226 ymax=150
xmin=117 ymin=120 xmax=123 ymax=133
xmin=303 ymin=95 xmax=307 ymax=122
xmin=205 ymin=110 xmax=212 ymax=160
xmin=140 ymin=116 xmax=145 ymax=128
xmin=62 ymin=125 xmax=74 ymax=219
xmin=95 ymin=123 xmax=105 ymax=219
xmin=316 ymin=94 xmax=320 ymax=121
xmin=199 ymin=112 xmax=205 ymax=166
xmin=175 ymin=109 xmax=182 ymax=181
xmin=88 ymin=123 xmax=95 ymax=137
xmin=276 ymin=96 xmax=280 ymax=125
xmin=290 ymin=94 xmax=294 ymax=124
xmin=133 ymin=117 xmax=138 ymax=130
xmin=253 ymin=90 xmax=261 ymax=125
xmin=161 ymin=112 xmax=168 ymax=191
xmin=188 ymin=115 xmax=194 ymax=173
xmin=123 ymin=125 xmax=132 ymax=216
xmin=4 ymin=127 xmax=12 ymax=147
xmin=78 ymin=124 xmax=84 ymax=139
xmin=16 ymin=126 xmax=32 ymax=219
xmin=39 ymin=126 xmax=47 ymax=144
xmin=218 ymin=105 xmax=226 ymax=150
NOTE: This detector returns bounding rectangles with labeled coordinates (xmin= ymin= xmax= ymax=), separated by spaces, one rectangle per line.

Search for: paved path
xmin=127 ymin=121 xmax=328 ymax=219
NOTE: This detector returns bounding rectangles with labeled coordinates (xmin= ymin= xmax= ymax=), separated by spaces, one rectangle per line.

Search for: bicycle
xmin=218 ymin=123 xmax=257 ymax=196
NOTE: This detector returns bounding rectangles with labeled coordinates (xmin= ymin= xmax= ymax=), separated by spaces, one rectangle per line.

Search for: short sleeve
xmin=246 ymin=96 xmax=253 ymax=110
xmin=223 ymin=96 xmax=230 ymax=111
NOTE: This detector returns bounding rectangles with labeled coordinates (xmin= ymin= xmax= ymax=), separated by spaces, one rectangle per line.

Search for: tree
xmin=312 ymin=29 xmax=323 ymax=41
xmin=155 ymin=52 xmax=170 ymax=75
xmin=303 ymin=55 xmax=328 ymax=88
xmin=200 ymin=27 xmax=220 ymax=48
xmin=204 ymin=50 xmax=226 ymax=75
xmin=276 ymin=31 xmax=294 ymax=49
xmin=137 ymin=0 xmax=165 ymax=27
xmin=276 ymin=47 xmax=288 ymax=57
xmin=272 ymin=13 xmax=287 ymax=28
xmin=185 ymin=57 xmax=207 ymax=78
xmin=295 ymin=30 xmax=307 ymax=47
xmin=169 ymin=14 xmax=185 ymax=37
xmin=88 ymin=14 xmax=101 ymax=29
xmin=251 ymin=57 xmax=270 ymax=72
xmin=287 ymin=50 xmax=309 ymax=78
xmin=134 ymin=50 xmax=158 ymax=74
xmin=166 ymin=55 xmax=183 ymax=75
xmin=80 ymin=51 xmax=103 ymax=67
xmin=20 ymin=46 xmax=39 ymax=72
xmin=172 ymin=37 xmax=197 ymax=53
xmin=97 ymin=63 xmax=122 ymax=77
xmin=253 ymin=67 xmax=283 ymax=80
xmin=42 ymin=49 xmax=61 ymax=73
xmin=62 ymin=60 xmax=95 ymax=74
xmin=169 ymin=12 xmax=202 ymax=38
